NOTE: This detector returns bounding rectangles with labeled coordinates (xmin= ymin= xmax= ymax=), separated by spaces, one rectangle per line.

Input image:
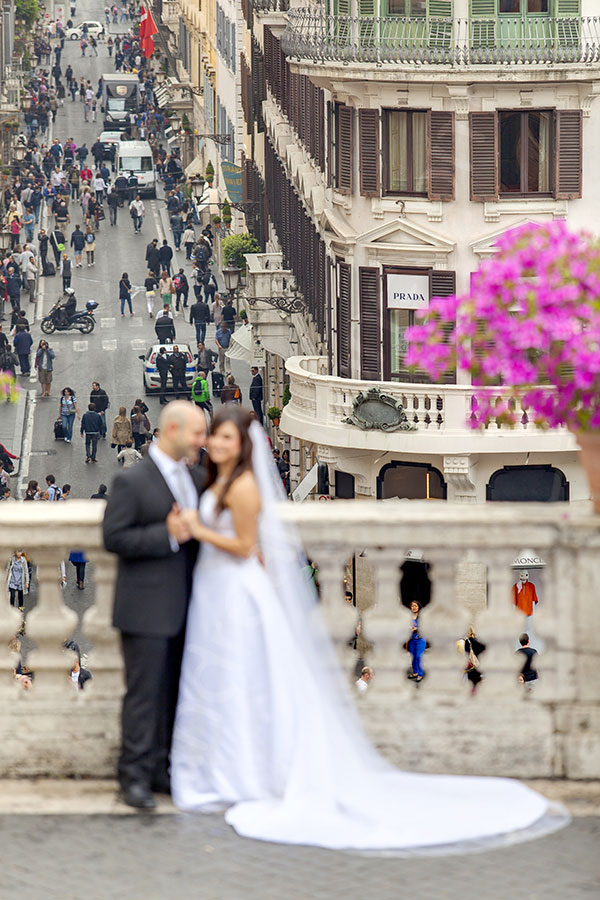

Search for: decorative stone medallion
xmin=343 ymin=389 xmax=416 ymax=433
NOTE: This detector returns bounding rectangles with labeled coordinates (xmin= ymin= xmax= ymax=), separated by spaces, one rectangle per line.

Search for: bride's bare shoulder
xmin=228 ymin=471 xmax=261 ymax=508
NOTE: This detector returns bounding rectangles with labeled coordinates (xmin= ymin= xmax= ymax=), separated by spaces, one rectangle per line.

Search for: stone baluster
xmin=0 ymin=590 xmax=24 ymax=697
xmin=26 ymin=550 xmax=78 ymax=697
xmin=305 ymin=543 xmax=356 ymax=669
xmin=83 ymin=552 xmax=123 ymax=697
xmin=361 ymin=548 xmax=408 ymax=697
xmin=477 ymin=549 xmax=524 ymax=698
xmin=419 ymin=550 xmax=462 ymax=695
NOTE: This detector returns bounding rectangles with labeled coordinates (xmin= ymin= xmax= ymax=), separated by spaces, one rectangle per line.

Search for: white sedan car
xmin=66 ymin=21 xmax=105 ymax=40
xmin=139 ymin=342 xmax=196 ymax=395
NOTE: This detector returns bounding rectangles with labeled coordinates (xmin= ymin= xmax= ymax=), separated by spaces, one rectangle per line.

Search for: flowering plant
xmin=0 ymin=372 xmax=18 ymax=404
xmin=405 ymin=222 xmax=600 ymax=431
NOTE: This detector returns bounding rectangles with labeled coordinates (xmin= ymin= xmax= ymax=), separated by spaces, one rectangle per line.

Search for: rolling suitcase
xmin=43 ymin=261 xmax=56 ymax=277
xmin=54 ymin=418 xmax=65 ymax=440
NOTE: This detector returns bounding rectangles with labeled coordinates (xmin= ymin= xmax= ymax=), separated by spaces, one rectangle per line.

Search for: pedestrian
xmin=190 ymin=370 xmax=213 ymax=420
xmin=6 ymin=266 xmax=21 ymax=311
xmin=45 ymin=474 xmax=62 ymax=501
xmin=158 ymin=271 xmax=175 ymax=310
xmin=516 ymin=633 xmax=539 ymax=693
xmin=195 ymin=341 xmax=217 ymax=374
xmin=7 ymin=550 xmax=30 ymax=609
xmin=189 ymin=294 xmax=210 ymax=345
xmin=131 ymin=406 xmax=151 ymax=451
xmin=145 ymin=238 xmax=160 ymax=276
xmin=69 ymin=550 xmax=87 ymax=589
xmin=59 ymin=386 xmax=80 ymax=443
xmin=24 ymin=252 xmax=37 ymax=302
xmin=60 ymin=252 xmax=72 ymax=292
xmin=459 ymin=627 xmax=486 ymax=696
xmin=144 ymin=270 xmax=158 ymax=318
xmin=249 ymin=366 xmax=264 ymax=424
xmin=91 ymin=484 xmax=109 ymax=500
xmin=156 ymin=345 xmax=170 ymax=404
xmin=34 ymin=339 xmax=54 ymax=397
xmin=220 ymin=374 xmax=242 ymax=405
xmin=84 ymin=225 xmax=96 ymax=266
xmin=170 ymin=210 xmax=183 ymax=250
xmin=204 ymin=268 xmax=218 ymax=305
xmin=169 ymin=344 xmax=188 ymax=399
xmin=107 ymin=36 xmax=113 ymax=56
xmin=215 ymin=322 xmax=231 ymax=374
xmin=405 ymin=601 xmax=427 ymax=682
xmin=90 ymin=381 xmax=109 ymax=437
xmin=22 ymin=210 xmax=35 ymax=244
xmin=111 ymin=406 xmax=133 ymax=454
xmin=212 ymin=293 xmax=223 ymax=328
xmin=117 ymin=439 xmax=142 ymax=468
xmin=107 ymin=186 xmax=119 ymax=226
xmin=182 ymin=225 xmax=195 ymax=259
xmin=129 ymin=194 xmax=145 ymax=233
xmin=13 ymin=325 xmax=33 ymax=375
xmin=119 ymin=271 xmax=133 ymax=317
xmin=222 ymin=298 xmax=236 ymax=332
xmin=158 ymin=239 xmax=173 ymax=275
xmin=60 ymin=484 xmax=71 ymax=500
xmin=154 ymin=306 xmax=175 ymax=343
xmin=69 ymin=164 xmax=80 ymax=199
xmin=94 ymin=172 xmax=106 ymax=204
xmin=70 ymin=223 xmax=85 ymax=267
xmin=355 ymin=666 xmax=374 ymax=693
xmin=80 ymin=402 xmax=103 ymax=463
xmin=38 ymin=229 xmax=49 ymax=273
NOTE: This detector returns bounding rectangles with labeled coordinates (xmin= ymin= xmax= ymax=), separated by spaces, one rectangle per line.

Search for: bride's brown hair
xmin=205 ymin=406 xmax=255 ymax=511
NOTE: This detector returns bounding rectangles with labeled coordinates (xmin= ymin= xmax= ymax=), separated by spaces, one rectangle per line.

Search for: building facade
xmin=236 ymin=0 xmax=600 ymax=503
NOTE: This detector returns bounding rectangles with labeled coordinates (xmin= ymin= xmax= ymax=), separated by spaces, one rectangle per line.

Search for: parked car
xmin=98 ymin=130 xmax=125 ymax=164
xmin=66 ymin=21 xmax=105 ymax=40
xmin=139 ymin=342 xmax=195 ymax=395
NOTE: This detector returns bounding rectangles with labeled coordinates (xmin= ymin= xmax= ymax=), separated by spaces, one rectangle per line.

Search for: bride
xmin=171 ymin=406 xmax=556 ymax=850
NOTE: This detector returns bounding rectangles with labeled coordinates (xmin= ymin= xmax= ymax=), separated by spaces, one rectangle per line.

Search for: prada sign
xmin=386 ymin=272 xmax=430 ymax=310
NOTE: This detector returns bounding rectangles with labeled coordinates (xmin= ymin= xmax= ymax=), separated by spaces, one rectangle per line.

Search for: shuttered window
xmin=428 ymin=110 xmax=454 ymax=201
xmin=335 ymin=105 xmax=354 ymax=194
xmin=556 ymin=109 xmax=582 ymax=199
xmin=470 ymin=111 xmax=498 ymax=201
xmin=337 ymin=262 xmax=352 ymax=377
xmin=471 ymin=108 xmax=582 ymax=201
xmin=358 ymin=109 xmax=380 ymax=197
xmin=359 ymin=267 xmax=381 ymax=379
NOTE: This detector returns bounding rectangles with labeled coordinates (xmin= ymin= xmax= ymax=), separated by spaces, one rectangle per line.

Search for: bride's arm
xmin=181 ymin=473 xmax=261 ymax=559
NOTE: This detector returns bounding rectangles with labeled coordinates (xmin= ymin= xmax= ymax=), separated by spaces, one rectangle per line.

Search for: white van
xmin=115 ymin=140 xmax=156 ymax=198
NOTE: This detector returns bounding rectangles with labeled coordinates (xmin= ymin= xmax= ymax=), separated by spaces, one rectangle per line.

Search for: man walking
xmin=195 ymin=341 xmax=217 ymax=374
xmin=249 ymin=366 xmax=264 ymax=424
xmin=70 ymin=224 xmax=85 ymax=268
xmin=81 ymin=403 xmax=103 ymax=463
xmin=107 ymin=187 xmax=119 ymax=226
xmin=215 ymin=323 xmax=231 ymax=374
xmin=13 ymin=325 xmax=33 ymax=375
xmin=190 ymin=370 xmax=213 ymax=420
xmin=158 ymin=239 xmax=173 ymax=276
xmin=130 ymin=194 xmax=145 ymax=233
xmin=35 ymin=340 xmax=55 ymax=397
xmin=170 ymin=210 xmax=183 ymax=250
xmin=156 ymin=346 xmax=170 ymax=404
xmin=169 ymin=345 xmax=188 ymax=399
xmin=145 ymin=238 xmax=160 ymax=276
xmin=90 ymin=381 xmax=109 ymax=437
xmin=103 ymin=402 xmax=207 ymax=809
xmin=189 ymin=294 xmax=210 ymax=345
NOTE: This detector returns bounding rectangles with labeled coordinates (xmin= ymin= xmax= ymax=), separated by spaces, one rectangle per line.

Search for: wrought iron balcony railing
xmin=253 ymin=0 xmax=290 ymax=11
xmin=282 ymin=12 xmax=600 ymax=66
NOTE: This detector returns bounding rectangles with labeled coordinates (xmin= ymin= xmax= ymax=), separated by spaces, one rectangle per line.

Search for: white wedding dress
xmin=171 ymin=485 xmax=559 ymax=852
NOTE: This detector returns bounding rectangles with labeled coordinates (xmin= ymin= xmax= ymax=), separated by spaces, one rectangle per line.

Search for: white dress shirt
xmin=149 ymin=443 xmax=198 ymax=551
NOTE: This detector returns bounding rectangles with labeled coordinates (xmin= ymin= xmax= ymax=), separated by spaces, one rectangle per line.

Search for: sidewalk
xmin=1 ymin=781 xmax=598 ymax=900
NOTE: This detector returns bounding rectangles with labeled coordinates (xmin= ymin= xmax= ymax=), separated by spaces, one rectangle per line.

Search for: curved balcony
xmin=281 ymin=11 xmax=600 ymax=67
xmin=281 ymin=356 xmax=578 ymax=455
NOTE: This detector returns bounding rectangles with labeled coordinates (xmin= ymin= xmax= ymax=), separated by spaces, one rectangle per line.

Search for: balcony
xmin=0 ymin=501 xmax=599 ymax=781
xmin=161 ymin=0 xmax=180 ymax=27
xmin=281 ymin=356 xmax=578 ymax=456
xmin=282 ymin=11 xmax=600 ymax=67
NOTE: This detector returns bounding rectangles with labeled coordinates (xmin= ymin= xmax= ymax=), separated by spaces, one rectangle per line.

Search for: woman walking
xmin=144 ymin=270 xmax=158 ymax=318
xmin=60 ymin=251 xmax=72 ymax=292
xmin=119 ymin=271 xmax=133 ymax=317
xmin=131 ymin=406 xmax=150 ymax=451
xmin=110 ymin=406 xmax=132 ymax=454
xmin=59 ymin=386 xmax=80 ymax=443
xmin=84 ymin=225 xmax=95 ymax=266
xmin=7 ymin=550 xmax=30 ymax=609
xmin=69 ymin=550 xmax=87 ymax=589
xmin=158 ymin=270 xmax=174 ymax=310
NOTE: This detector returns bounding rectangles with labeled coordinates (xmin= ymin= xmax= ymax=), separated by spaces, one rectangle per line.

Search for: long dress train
xmin=171 ymin=491 xmax=556 ymax=851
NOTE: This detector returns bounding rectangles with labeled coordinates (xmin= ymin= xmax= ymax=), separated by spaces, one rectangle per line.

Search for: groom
xmin=103 ymin=401 xmax=207 ymax=809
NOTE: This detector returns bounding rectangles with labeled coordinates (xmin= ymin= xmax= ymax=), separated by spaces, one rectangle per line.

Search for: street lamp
xmin=190 ymin=174 xmax=205 ymax=200
xmin=169 ymin=112 xmax=181 ymax=133
xmin=222 ymin=266 xmax=242 ymax=314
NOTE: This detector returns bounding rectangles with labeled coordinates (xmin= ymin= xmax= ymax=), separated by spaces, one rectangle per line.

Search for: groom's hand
xmin=166 ymin=504 xmax=192 ymax=545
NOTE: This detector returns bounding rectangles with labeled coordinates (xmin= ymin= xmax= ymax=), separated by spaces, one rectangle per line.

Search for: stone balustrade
xmin=281 ymin=356 xmax=578 ymax=456
xmin=1 ymin=500 xmax=599 ymax=780
xmin=161 ymin=0 xmax=180 ymax=26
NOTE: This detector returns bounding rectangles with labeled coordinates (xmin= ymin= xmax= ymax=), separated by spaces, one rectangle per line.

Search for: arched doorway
xmin=486 ymin=465 xmax=569 ymax=502
xmin=377 ymin=461 xmax=447 ymax=500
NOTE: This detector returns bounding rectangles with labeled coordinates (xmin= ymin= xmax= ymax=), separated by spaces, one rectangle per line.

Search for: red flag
xmin=140 ymin=4 xmax=158 ymax=59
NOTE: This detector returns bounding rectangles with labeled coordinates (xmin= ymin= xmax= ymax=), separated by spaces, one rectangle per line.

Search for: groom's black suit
xmin=103 ymin=455 xmax=204 ymax=792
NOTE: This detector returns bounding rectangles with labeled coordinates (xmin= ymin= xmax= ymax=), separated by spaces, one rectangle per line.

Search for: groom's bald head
xmin=158 ymin=402 xmax=207 ymax=462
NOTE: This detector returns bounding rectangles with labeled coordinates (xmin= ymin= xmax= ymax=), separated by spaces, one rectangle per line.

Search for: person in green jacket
xmin=191 ymin=370 xmax=213 ymax=420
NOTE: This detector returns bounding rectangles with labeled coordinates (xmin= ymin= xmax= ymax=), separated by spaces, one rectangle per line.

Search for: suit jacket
xmin=103 ymin=456 xmax=204 ymax=637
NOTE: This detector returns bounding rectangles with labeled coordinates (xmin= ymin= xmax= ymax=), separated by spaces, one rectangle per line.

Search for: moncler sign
xmin=386 ymin=273 xmax=430 ymax=310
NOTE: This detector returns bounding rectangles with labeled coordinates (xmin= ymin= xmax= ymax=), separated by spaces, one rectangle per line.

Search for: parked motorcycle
xmin=40 ymin=291 xmax=98 ymax=335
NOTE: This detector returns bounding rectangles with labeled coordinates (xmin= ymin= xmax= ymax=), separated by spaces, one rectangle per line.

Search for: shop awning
xmin=185 ymin=155 xmax=204 ymax=177
xmin=226 ymin=323 xmax=252 ymax=362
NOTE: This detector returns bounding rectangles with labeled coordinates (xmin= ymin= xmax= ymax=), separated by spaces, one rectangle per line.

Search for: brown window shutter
xmin=337 ymin=262 xmax=352 ymax=377
xmin=359 ymin=267 xmax=380 ymax=380
xmin=358 ymin=109 xmax=380 ymax=197
xmin=336 ymin=105 xmax=354 ymax=195
xmin=469 ymin=112 xmax=497 ymax=201
xmin=327 ymin=101 xmax=333 ymax=187
xmin=428 ymin=111 xmax=454 ymax=201
xmin=556 ymin=110 xmax=582 ymax=200
xmin=317 ymin=88 xmax=325 ymax=172
xmin=431 ymin=270 xmax=456 ymax=385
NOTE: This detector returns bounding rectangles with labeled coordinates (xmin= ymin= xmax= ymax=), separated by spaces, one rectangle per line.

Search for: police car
xmin=139 ymin=342 xmax=196 ymax=395
xmin=98 ymin=131 xmax=124 ymax=162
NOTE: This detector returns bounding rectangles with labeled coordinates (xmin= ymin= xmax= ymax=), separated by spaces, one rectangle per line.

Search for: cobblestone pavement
xmin=2 ymin=812 xmax=598 ymax=900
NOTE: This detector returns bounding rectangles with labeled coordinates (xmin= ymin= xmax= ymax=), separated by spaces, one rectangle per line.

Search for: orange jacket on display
xmin=512 ymin=581 xmax=539 ymax=617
